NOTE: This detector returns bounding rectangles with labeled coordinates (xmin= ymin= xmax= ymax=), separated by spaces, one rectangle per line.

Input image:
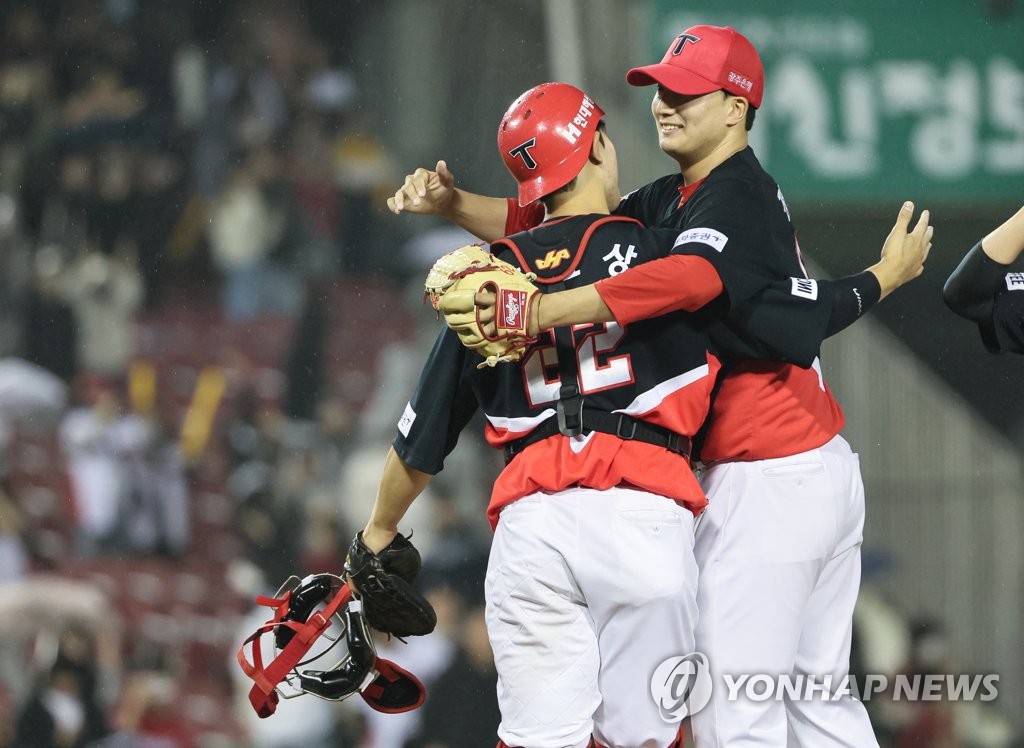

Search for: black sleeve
xmin=943 ymin=242 xmax=1008 ymax=323
xmin=667 ymin=181 xmax=782 ymax=307
xmin=822 ymin=272 xmax=882 ymax=336
xmin=980 ymin=281 xmax=1024 ymax=354
xmin=722 ymin=272 xmax=881 ymax=368
xmin=392 ymin=327 xmax=479 ymax=474
xmin=614 ymin=183 xmax=658 ymax=223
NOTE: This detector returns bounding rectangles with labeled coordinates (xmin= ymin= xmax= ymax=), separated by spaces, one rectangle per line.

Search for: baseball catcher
xmin=425 ymin=244 xmax=541 ymax=367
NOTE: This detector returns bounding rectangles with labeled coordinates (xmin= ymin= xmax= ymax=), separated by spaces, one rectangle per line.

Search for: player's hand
xmin=872 ymin=201 xmax=933 ymax=300
xmin=348 ymin=523 xmax=397 ymax=594
xmin=387 ymin=159 xmax=455 ymax=215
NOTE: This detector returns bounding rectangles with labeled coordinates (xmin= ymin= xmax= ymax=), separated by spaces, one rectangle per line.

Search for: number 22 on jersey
xmin=520 ymin=322 xmax=635 ymax=407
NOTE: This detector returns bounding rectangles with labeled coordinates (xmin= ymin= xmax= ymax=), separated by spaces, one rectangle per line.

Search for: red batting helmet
xmin=498 ymin=82 xmax=606 ymax=206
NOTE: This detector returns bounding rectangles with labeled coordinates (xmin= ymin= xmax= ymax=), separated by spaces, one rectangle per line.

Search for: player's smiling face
xmin=651 ymin=86 xmax=734 ymax=164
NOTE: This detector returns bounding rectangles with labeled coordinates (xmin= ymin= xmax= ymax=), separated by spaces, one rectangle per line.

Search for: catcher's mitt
xmin=345 ymin=532 xmax=437 ymax=637
xmin=425 ymin=244 xmax=540 ymax=368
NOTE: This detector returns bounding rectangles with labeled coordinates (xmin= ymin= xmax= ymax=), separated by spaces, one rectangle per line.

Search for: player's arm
xmin=980 ymin=204 xmax=1024 ymax=264
xmin=387 ymin=159 xmax=536 ymax=242
xmin=361 ymin=447 xmax=433 ymax=553
xmin=943 ymin=205 xmax=1024 ymax=322
xmin=363 ymin=327 xmax=478 ymax=553
xmin=595 ymin=200 xmax=929 ymax=325
xmin=734 ymin=201 xmax=933 ymax=362
xmin=529 ymin=254 xmax=723 ymax=332
xmin=528 ymin=201 xmax=929 ymax=335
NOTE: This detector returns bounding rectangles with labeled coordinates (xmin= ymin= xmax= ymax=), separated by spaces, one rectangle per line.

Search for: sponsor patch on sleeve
xmin=1005 ymin=272 xmax=1024 ymax=291
xmin=790 ymin=277 xmax=819 ymax=300
xmin=673 ymin=227 xmax=729 ymax=253
xmin=397 ymin=402 xmax=416 ymax=437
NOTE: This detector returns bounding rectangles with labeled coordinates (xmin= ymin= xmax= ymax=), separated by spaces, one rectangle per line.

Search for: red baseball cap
xmin=626 ymin=25 xmax=764 ymax=109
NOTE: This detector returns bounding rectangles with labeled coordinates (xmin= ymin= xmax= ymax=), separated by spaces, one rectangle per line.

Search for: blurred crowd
xmin=0 ymin=0 xmax=498 ymax=746
xmin=0 ymin=1 xmax=1018 ymax=746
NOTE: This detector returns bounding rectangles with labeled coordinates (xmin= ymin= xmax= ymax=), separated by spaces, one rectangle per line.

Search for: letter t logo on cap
xmin=672 ymin=33 xmax=701 ymax=55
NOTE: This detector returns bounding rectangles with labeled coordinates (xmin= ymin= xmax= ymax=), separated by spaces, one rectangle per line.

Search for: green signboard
xmin=651 ymin=1 xmax=1024 ymax=202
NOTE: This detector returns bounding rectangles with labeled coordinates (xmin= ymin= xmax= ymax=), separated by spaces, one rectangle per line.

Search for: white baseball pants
xmin=689 ymin=434 xmax=879 ymax=747
xmin=486 ymin=486 xmax=697 ymax=748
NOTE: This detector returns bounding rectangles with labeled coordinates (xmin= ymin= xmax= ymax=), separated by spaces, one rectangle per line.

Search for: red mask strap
xmin=237 ymin=583 xmax=353 ymax=717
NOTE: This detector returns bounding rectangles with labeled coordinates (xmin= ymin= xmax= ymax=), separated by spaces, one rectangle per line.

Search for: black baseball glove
xmin=345 ymin=532 xmax=437 ymax=637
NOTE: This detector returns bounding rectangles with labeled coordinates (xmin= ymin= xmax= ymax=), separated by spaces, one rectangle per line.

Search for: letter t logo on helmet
xmin=507 ymin=138 xmax=538 ymax=170
xmin=497 ymin=82 xmax=606 ymax=206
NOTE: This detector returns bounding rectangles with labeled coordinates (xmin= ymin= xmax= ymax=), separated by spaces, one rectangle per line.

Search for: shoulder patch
xmin=790 ymin=277 xmax=818 ymax=300
xmin=777 ymin=186 xmax=792 ymax=221
xmin=398 ymin=402 xmax=416 ymax=437
xmin=674 ymin=227 xmax=729 ymax=253
xmin=1005 ymin=272 xmax=1024 ymax=291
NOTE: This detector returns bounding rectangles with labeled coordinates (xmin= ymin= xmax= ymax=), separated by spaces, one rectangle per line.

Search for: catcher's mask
xmin=498 ymin=81 xmax=606 ymax=206
xmin=237 ymin=573 xmax=426 ymax=718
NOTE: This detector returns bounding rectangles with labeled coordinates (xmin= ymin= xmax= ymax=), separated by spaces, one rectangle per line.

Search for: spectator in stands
xmin=14 ymin=625 xmax=112 ymax=748
xmin=406 ymin=604 xmax=500 ymax=748
xmin=0 ymin=4 xmax=58 ymax=207
xmin=64 ymin=245 xmax=143 ymax=378
xmin=206 ymin=142 xmax=302 ymax=321
xmin=58 ymin=374 xmax=125 ymax=556
xmin=22 ymin=245 xmax=78 ymax=385
xmin=112 ymin=409 xmax=190 ymax=557
xmin=281 ymin=288 xmax=327 ymax=422
xmin=130 ymin=140 xmax=188 ymax=310
xmin=0 ymin=193 xmax=34 ymax=359
xmin=107 ymin=666 xmax=192 ymax=747
xmin=0 ymin=478 xmax=29 ymax=584
xmin=417 ymin=486 xmax=490 ymax=607
xmin=309 ymin=393 xmax=357 ymax=491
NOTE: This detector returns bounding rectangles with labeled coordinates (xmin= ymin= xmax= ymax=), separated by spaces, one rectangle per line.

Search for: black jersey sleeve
xmin=392 ymin=327 xmax=479 ymax=473
xmin=640 ymin=225 xmax=764 ymax=313
xmin=719 ymin=273 xmax=882 ymax=368
xmin=721 ymin=282 xmax=827 ymax=367
xmin=980 ymin=277 xmax=1024 ymax=354
xmin=614 ymin=176 xmax=679 ymax=226
xmin=613 ymin=188 xmax=642 ymax=221
xmin=943 ymin=242 xmax=1006 ymax=323
xmin=666 ymin=178 xmax=784 ymax=307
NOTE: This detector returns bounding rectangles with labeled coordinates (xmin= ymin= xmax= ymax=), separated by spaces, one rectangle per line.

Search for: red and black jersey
xmin=394 ymin=214 xmax=725 ymax=528
xmin=613 ymin=148 xmax=844 ymax=461
xmin=507 ymin=147 xmax=846 ymax=462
